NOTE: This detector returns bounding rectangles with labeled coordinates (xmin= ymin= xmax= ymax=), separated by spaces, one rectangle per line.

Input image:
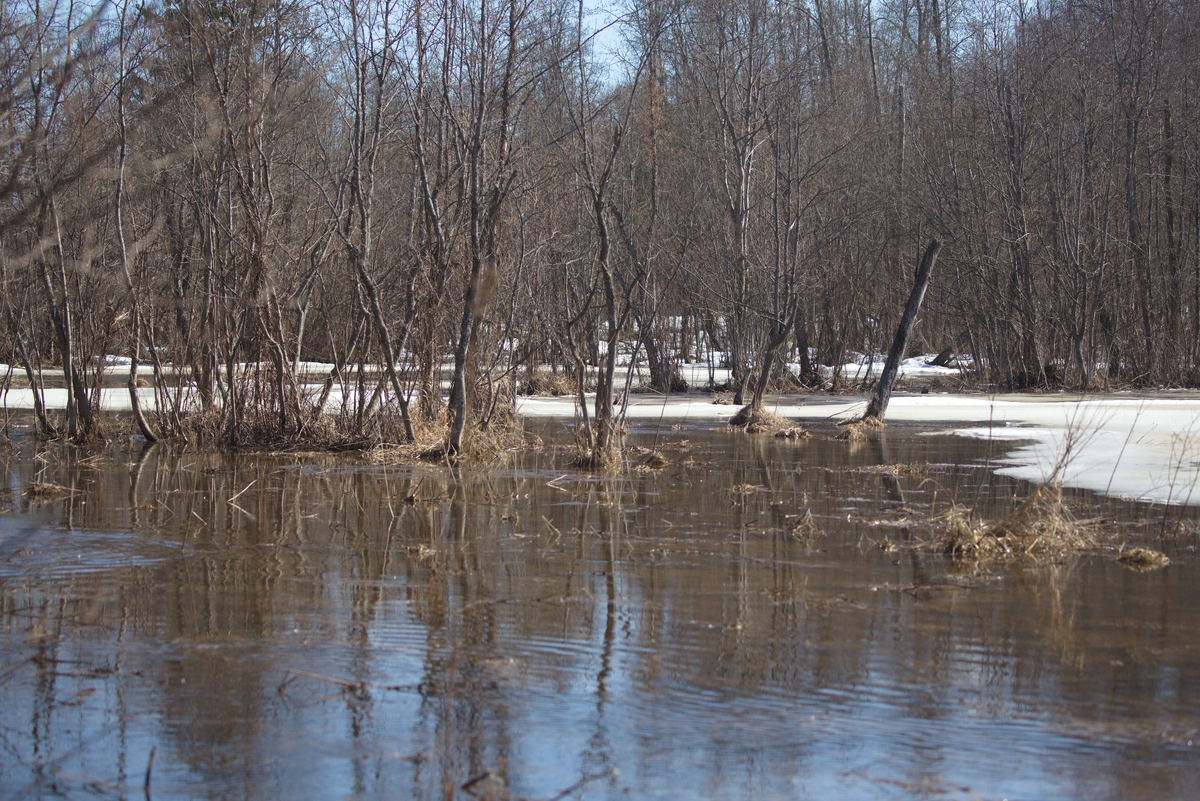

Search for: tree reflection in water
xmin=1 ymin=422 xmax=1197 ymax=799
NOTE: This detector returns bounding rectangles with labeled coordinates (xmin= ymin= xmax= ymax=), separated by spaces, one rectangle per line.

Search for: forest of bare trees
xmin=2 ymin=0 xmax=1198 ymax=454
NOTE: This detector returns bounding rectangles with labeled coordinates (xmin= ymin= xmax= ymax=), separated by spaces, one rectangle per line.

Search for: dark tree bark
xmin=864 ymin=239 xmax=941 ymax=423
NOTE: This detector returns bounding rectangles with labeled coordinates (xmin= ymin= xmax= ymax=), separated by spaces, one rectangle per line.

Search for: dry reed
xmin=729 ymin=404 xmax=790 ymax=432
xmin=937 ymin=485 xmax=1100 ymax=563
xmin=836 ymin=417 xmax=884 ymax=442
xmin=518 ymin=370 xmax=573 ymax=397
xmin=858 ymin=462 xmax=928 ymax=476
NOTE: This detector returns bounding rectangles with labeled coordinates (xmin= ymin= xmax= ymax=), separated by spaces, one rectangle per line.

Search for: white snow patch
xmin=808 ymin=354 xmax=963 ymax=382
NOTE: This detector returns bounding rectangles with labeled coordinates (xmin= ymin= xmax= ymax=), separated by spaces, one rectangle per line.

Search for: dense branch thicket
xmin=2 ymin=0 xmax=1198 ymax=447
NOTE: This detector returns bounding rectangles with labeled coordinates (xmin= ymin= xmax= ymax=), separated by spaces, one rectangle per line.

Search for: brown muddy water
xmin=2 ymin=419 xmax=1198 ymax=800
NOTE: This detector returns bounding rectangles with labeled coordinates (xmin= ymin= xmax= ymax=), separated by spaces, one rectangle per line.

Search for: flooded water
xmin=2 ymin=420 xmax=1198 ymax=800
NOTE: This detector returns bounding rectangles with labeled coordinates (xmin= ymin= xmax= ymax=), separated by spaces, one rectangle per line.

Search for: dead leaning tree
xmin=860 ymin=238 xmax=940 ymax=424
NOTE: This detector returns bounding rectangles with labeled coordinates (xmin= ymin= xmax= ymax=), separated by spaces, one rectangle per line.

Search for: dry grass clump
xmin=836 ymin=423 xmax=866 ymax=442
xmin=774 ymin=427 xmax=811 ymax=440
xmin=571 ymin=445 xmax=622 ymax=472
xmin=1116 ymin=547 xmax=1170 ymax=571
xmin=365 ymin=416 xmax=525 ymax=464
xmin=937 ymin=504 xmax=998 ymax=560
xmin=518 ymin=370 xmax=573 ymax=396
xmin=25 ymin=482 xmax=72 ymax=499
xmin=858 ymin=462 xmax=928 ymax=476
xmin=625 ymin=445 xmax=670 ymax=469
xmin=171 ymin=408 xmax=384 ymax=450
xmin=640 ymin=450 xmax=670 ymax=469
xmin=365 ymin=440 xmax=441 ymax=465
xmin=835 ymin=417 xmax=883 ymax=442
xmin=937 ymin=485 xmax=1097 ymax=563
xmin=729 ymin=404 xmax=790 ymax=432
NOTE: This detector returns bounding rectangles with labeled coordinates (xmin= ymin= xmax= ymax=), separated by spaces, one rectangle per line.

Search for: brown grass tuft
xmin=730 ymin=404 xmax=790 ymax=432
xmin=836 ymin=421 xmax=869 ymax=442
xmin=519 ymin=371 xmax=573 ymax=396
xmin=858 ymin=462 xmax=928 ymax=476
xmin=624 ymin=445 xmax=670 ymax=469
xmin=641 ymin=450 xmax=670 ymax=469
xmin=363 ymin=415 xmax=524 ymax=465
xmin=936 ymin=485 xmax=1101 ymax=563
xmin=837 ymin=413 xmax=884 ymax=437
xmin=572 ymin=445 xmax=621 ymax=472
xmin=1116 ymin=547 xmax=1170 ymax=571
xmin=774 ymin=427 xmax=811 ymax=440
xmin=25 ymin=482 xmax=72 ymax=499
xmin=937 ymin=504 xmax=998 ymax=560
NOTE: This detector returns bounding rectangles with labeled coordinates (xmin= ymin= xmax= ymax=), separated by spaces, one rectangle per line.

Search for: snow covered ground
xmin=672 ymin=353 xmax=963 ymax=388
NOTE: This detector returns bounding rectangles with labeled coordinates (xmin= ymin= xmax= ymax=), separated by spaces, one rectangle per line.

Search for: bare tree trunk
xmin=743 ymin=325 xmax=790 ymax=413
xmin=115 ymin=11 xmax=157 ymax=442
xmin=793 ymin=311 xmax=817 ymax=386
xmin=864 ymin=239 xmax=940 ymax=423
xmin=447 ymin=0 xmax=522 ymax=456
xmin=39 ymin=200 xmax=93 ymax=439
xmin=356 ymin=262 xmax=416 ymax=442
xmin=0 ymin=282 xmax=53 ymax=435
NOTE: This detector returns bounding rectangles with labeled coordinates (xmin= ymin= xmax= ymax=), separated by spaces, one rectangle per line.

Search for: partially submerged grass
xmin=367 ymin=416 xmax=529 ymax=465
xmin=1116 ymin=547 xmax=1171 ymax=571
xmin=858 ymin=462 xmax=928 ymax=476
xmin=25 ymin=482 xmax=72 ymax=499
xmin=936 ymin=484 xmax=1106 ymax=563
xmin=835 ymin=417 xmax=884 ymax=442
xmin=625 ymin=445 xmax=670 ymax=470
xmin=640 ymin=450 xmax=670 ymax=469
xmin=729 ymin=404 xmax=790 ymax=433
xmin=572 ymin=447 xmax=622 ymax=472
xmin=173 ymin=408 xmax=394 ymax=451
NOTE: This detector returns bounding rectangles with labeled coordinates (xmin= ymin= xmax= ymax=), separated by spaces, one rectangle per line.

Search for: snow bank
xmin=803 ymin=353 xmax=964 ymax=383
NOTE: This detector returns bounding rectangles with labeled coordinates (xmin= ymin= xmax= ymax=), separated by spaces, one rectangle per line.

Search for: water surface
xmin=1 ymin=421 xmax=1197 ymax=799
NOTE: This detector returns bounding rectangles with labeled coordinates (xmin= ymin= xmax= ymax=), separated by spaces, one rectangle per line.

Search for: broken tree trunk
xmin=863 ymin=239 xmax=941 ymax=423
xmin=927 ymin=329 xmax=968 ymax=368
